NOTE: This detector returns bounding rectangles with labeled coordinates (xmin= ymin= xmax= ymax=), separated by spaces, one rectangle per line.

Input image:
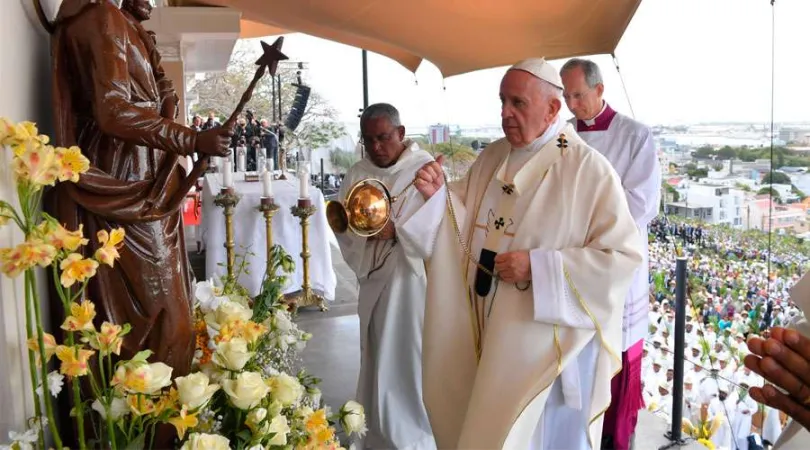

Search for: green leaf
xmin=131 ymin=350 xmax=153 ymax=362
xmin=123 ymin=432 xmax=146 ymax=450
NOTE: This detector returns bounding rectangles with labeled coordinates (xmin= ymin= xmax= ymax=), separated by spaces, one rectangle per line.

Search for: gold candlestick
xmin=257 ymin=197 xmax=280 ymax=269
xmin=213 ymin=187 xmax=241 ymax=282
xmin=289 ymin=198 xmax=327 ymax=312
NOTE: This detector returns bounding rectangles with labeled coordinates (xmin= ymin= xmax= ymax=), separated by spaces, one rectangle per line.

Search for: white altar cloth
xmin=201 ymin=173 xmax=338 ymax=301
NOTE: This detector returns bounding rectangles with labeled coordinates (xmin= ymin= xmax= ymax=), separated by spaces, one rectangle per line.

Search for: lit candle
xmin=299 ymin=170 xmax=309 ymax=199
xmin=223 ymin=163 xmax=233 ymax=188
xmin=262 ymin=169 xmax=273 ymax=198
xmin=237 ymin=147 xmax=247 ymax=173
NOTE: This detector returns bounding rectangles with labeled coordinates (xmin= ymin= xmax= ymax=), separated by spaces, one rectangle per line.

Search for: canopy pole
xmin=362 ymin=49 xmax=369 ymax=109
xmin=611 ymin=53 xmax=636 ymax=119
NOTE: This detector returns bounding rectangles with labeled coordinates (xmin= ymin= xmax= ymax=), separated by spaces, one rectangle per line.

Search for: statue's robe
xmin=48 ymin=0 xmax=208 ymax=375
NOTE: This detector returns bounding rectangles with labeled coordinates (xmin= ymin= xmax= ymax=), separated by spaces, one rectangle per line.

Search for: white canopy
xmin=180 ymin=0 xmax=642 ymax=76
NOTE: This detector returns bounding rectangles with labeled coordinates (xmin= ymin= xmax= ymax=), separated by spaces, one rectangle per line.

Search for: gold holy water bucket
xmin=326 ymin=178 xmax=398 ymax=237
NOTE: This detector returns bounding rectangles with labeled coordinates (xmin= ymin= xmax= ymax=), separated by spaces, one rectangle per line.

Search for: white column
xmin=0 ymin=0 xmax=52 ymax=438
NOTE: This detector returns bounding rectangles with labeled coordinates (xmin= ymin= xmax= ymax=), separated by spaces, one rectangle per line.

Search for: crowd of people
xmin=190 ymin=110 xmax=284 ymax=171
xmin=645 ymin=216 xmax=810 ymax=448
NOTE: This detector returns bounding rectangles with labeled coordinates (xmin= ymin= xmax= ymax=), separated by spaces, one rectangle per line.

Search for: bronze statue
xmin=48 ymin=0 xmax=232 ymax=378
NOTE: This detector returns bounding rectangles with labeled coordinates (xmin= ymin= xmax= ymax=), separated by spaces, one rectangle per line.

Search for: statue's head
xmin=121 ymin=0 xmax=153 ymax=22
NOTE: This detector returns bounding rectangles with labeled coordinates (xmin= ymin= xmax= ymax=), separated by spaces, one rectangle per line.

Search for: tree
xmin=758 ymin=186 xmax=781 ymax=200
xmin=188 ymin=40 xmax=345 ymax=151
xmin=717 ymin=146 xmax=736 ymax=160
xmin=329 ymin=148 xmax=359 ymax=173
xmin=693 ymin=146 xmax=715 ymax=158
xmin=762 ymin=171 xmax=791 ymax=185
xmin=433 ymin=142 xmax=477 ymax=180
xmin=664 ymin=183 xmax=680 ymax=202
xmin=734 ymin=182 xmax=752 ymax=192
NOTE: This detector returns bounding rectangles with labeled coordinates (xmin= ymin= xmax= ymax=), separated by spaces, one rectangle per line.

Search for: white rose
xmin=206 ymin=300 xmax=253 ymax=329
xmin=213 ymin=338 xmax=254 ymax=371
xmin=180 ymin=433 xmax=230 ymax=450
xmin=92 ymin=396 xmax=129 ymax=421
xmin=221 ymin=371 xmax=270 ymax=410
xmin=246 ymin=445 xmax=264 ymax=450
xmin=267 ymin=373 xmax=303 ymax=407
xmin=174 ymin=372 xmax=220 ymax=410
xmin=199 ymin=362 xmax=228 ymax=384
xmin=266 ymin=414 xmax=290 ymax=446
xmin=245 ymin=407 xmax=269 ymax=435
xmin=340 ymin=400 xmax=367 ymax=437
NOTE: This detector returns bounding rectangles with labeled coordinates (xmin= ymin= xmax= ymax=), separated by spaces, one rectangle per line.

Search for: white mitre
xmin=509 ymin=58 xmax=564 ymax=89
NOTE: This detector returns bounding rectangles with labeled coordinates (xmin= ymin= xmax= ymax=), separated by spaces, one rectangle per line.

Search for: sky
xmin=242 ymin=0 xmax=810 ymax=134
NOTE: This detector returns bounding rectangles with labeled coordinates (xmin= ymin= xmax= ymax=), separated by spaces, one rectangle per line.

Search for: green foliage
xmin=757 ymin=186 xmax=781 ymax=198
xmin=432 ymin=142 xmax=477 ymax=180
xmin=687 ymin=168 xmax=709 ymax=179
xmin=762 ymin=171 xmax=792 ymax=185
xmin=329 ymin=149 xmax=359 ymax=173
xmin=252 ymin=245 xmax=295 ymax=324
xmin=792 ymin=184 xmax=807 ymax=200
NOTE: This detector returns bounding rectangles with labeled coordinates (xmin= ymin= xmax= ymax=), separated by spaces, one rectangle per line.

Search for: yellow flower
xmin=0 ymin=118 xmax=49 ymax=156
xmin=61 ymin=300 xmax=97 ymax=332
xmin=12 ymin=141 xmax=60 ymax=188
xmin=54 ymin=345 xmax=94 ymax=377
xmin=241 ymin=321 xmax=267 ymax=345
xmin=55 ymin=146 xmax=89 ymax=183
xmin=697 ymin=438 xmax=716 ymax=449
xmin=154 ymin=387 xmax=180 ymax=416
xmin=26 ymin=332 xmax=58 ymax=365
xmin=85 ymin=322 xmax=124 ymax=356
xmin=95 ymin=228 xmax=125 ymax=267
xmin=60 ymin=253 xmax=99 ymax=288
xmin=168 ymin=405 xmax=198 ymax=440
xmin=315 ymin=426 xmax=335 ymax=445
xmin=306 ymin=409 xmax=329 ymax=433
xmin=126 ymin=394 xmax=156 ymax=416
xmin=0 ymin=239 xmax=57 ymax=277
xmin=44 ymin=223 xmax=89 ymax=252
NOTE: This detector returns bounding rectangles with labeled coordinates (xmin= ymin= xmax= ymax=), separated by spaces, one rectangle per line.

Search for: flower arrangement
xmin=681 ymin=404 xmax=723 ymax=449
xmin=1 ymin=118 xmax=366 ymax=449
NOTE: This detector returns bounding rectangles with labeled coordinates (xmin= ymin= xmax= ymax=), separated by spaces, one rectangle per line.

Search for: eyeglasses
xmin=360 ymin=129 xmax=398 ymax=147
xmin=562 ymin=88 xmax=593 ymax=102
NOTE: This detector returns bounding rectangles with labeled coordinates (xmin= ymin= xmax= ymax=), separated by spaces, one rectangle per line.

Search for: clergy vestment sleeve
xmin=398 ymin=178 xmax=468 ymax=260
xmin=623 ymin=128 xmax=661 ymax=226
xmin=71 ymin=4 xmax=196 ymax=156
xmin=530 ymin=154 xmax=643 ymax=333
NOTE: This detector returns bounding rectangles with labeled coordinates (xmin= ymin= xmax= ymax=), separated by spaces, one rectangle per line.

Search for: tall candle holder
xmin=213 ymin=187 xmax=241 ymax=283
xmin=257 ymin=197 xmax=280 ymax=269
xmin=289 ymin=198 xmax=327 ymax=312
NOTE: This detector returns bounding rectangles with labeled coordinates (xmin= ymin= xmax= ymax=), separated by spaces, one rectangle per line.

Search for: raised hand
xmin=414 ymin=154 xmax=446 ymax=200
xmin=195 ymin=125 xmax=233 ymax=157
xmin=745 ymin=327 xmax=810 ymax=430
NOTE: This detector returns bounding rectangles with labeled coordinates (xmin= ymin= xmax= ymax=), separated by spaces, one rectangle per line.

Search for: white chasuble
xmin=398 ymin=122 xmax=643 ymax=449
xmin=336 ymin=140 xmax=437 ymax=450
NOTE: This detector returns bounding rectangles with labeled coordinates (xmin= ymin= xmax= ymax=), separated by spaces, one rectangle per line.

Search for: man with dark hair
xmin=335 ymin=103 xmax=436 ymax=449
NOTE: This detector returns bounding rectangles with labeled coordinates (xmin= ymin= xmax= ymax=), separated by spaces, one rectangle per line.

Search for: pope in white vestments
xmin=336 ymin=103 xmax=436 ymax=449
xmin=398 ymin=58 xmax=643 ymax=449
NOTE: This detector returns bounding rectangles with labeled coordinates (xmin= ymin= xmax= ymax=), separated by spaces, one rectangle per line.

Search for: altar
xmin=201 ymin=173 xmax=338 ymax=300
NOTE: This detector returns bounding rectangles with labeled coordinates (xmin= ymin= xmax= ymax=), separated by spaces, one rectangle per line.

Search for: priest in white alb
xmin=397 ymin=58 xmax=643 ymax=449
xmin=560 ymin=58 xmax=662 ymax=450
xmin=336 ymin=103 xmax=436 ymax=449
